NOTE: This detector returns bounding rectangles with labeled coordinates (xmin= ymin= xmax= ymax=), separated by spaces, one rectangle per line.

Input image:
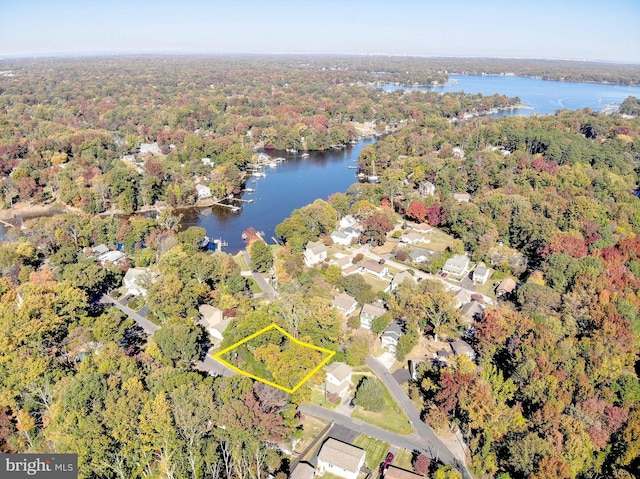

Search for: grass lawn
xmin=361 ymin=274 xmax=391 ymax=294
xmin=310 ymin=388 xmax=339 ymax=410
xmin=474 ymin=279 xmax=498 ymax=298
xmin=392 ymin=448 xmax=415 ymax=471
xmin=423 ymin=229 xmax=455 ymax=252
xmin=353 ymin=434 xmax=389 ymax=471
xmin=298 ymin=416 xmax=330 ymax=455
xmin=233 ymin=252 xmax=250 ymax=271
xmin=247 ymin=277 xmax=262 ymax=293
xmin=351 ymin=373 xmax=412 ymax=435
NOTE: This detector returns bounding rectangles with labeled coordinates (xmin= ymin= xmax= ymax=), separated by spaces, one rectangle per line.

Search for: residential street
xmin=100 ymin=294 xmax=159 ymax=334
xmin=365 ymin=357 xmax=472 ymax=479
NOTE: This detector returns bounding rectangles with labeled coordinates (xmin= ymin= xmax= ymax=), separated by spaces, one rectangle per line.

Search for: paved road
xmin=101 ymin=294 xmax=159 ymax=334
xmin=366 ymin=357 xmax=473 ymax=479
xmin=299 ymin=404 xmax=428 ymax=454
xmin=243 ymin=250 xmax=279 ymax=300
xmin=195 ymin=350 xmax=236 ymax=377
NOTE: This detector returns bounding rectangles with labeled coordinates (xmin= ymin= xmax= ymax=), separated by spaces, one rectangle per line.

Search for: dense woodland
xmin=0 ymin=56 xmax=639 ymax=479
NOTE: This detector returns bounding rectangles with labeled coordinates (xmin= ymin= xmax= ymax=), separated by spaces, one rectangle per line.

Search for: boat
xmin=268 ymin=161 xmax=277 ymax=168
xmin=347 ymin=165 xmax=358 ymax=169
xmin=252 ymin=171 xmax=266 ymax=178
xmin=301 ymin=153 xmax=310 ymax=158
xmin=244 ymin=188 xmax=255 ymax=193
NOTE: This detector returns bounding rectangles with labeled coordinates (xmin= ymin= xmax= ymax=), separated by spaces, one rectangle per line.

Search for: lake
xmin=382 ymin=74 xmax=640 ymax=116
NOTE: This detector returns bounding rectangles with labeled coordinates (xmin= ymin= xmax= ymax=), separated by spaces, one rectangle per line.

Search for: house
xmin=496 ymin=277 xmax=517 ymax=296
xmin=473 ymin=266 xmax=491 ymax=284
xmin=331 ymin=230 xmax=352 ymax=246
xmin=411 ymin=223 xmax=434 ymax=234
xmin=304 ymin=241 xmax=327 ymax=267
xmin=381 ymin=322 xmax=403 ymax=353
xmin=195 ymin=184 xmax=212 ymax=200
xmin=332 ymin=293 xmax=358 ymax=317
xmin=450 ymin=340 xmax=476 ymax=361
xmin=123 ymin=267 xmax=154 ymax=296
xmin=201 ymin=157 xmax=213 ymax=166
xmin=339 ymin=215 xmax=357 ymax=229
xmin=325 ymin=362 xmax=353 ymax=397
xmin=454 ymin=288 xmax=472 ymax=308
xmin=433 ymin=349 xmax=453 ymax=366
xmin=442 ymin=254 xmax=470 ymax=277
xmin=408 ymin=248 xmax=431 ymax=263
xmin=333 ymin=255 xmax=353 ymax=270
xmin=400 ymin=232 xmax=429 ymax=245
xmin=385 ymin=466 xmax=424 ymax=479
xmin=92 ymin=244 xmax=110 ymax=257
xmin=452 ymin=146 xmax=465 ymax=159
xmin=390 ymin=271 xmax=415 ymax=291
xmin=360 ymin=260 xmax=389 ymax=279
xmin=360 ymin=301 xmax=386 ymax=329
xmin=316 ymin=438 xmax=366 ymax=479
xmin=139 ymin=142 xmax=160 ymax=155
xmin=97 ymin=250 xmax=127 ymax=266
xmin=198 ymin=304 xmax=230 ymax=343
xmin=344 ymin=226 xmax=362 ymax=241
xmin=289 ymin=462 xmax=314 ymax=479
xmin=418 ymin=181 xmax=436 ymax=197
xmin=460 ymin=300 xmax=485 ymax=324
xmin=453 ymin=192 xmax=471 ymax=203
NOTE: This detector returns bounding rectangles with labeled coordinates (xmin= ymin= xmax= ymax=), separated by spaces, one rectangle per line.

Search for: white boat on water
xmin=252 ymin=171 xmax=266 ymax=178
xmin=301 ymin=153 xmax=310 ymax=158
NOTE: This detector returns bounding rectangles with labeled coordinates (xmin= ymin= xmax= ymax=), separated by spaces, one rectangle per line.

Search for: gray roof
xmin=317 ymin=438 xmax=365 ymax=473
xmin=450 ymin=340 xmax=475 ymax=357
xmin=361 ymin=302 xmax=386 ymax=318
xmin=383 ymin=322 xmax=403 ymax=340
xmin=473 ymin=266 xmax=490 ymax=278
xmin=333 ymin=293 xmax=357 ymax=312
xmin=408 ymin=248 xmax=430 ymax=260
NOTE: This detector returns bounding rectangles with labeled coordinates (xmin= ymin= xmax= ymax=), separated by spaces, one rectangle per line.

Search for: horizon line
xmin=1 ymin=51 xmax=639 ymax=66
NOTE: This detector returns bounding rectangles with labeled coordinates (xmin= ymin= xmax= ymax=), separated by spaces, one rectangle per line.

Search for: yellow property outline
xmin=213 ymin=323 xmax=335 ymax=393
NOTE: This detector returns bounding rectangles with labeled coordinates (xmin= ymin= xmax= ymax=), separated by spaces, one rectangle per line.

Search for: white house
xmin=360 ymin=260 xmax=389 ymax=279
xmin=97 ymin=250 xmax=127 ymax=266
xmin=304 ymin=241 xmax=327 ymax=267
xmin=442 ymin=254 xmax=470 ymax=277
xmin=400 ymin=232 xmax=429 ymax=245
xmin=339 ymin=215 xmax=357 ymax=229
xmin=344 ymin=226 xmax=362 ymax=242
xmin=408 ymin=248 xmax=431 ymax=263
xmin=195 ymin=184 xmax=212 ymax=200
xmin=450 ymin=340 xmax=476 ymax=361
xmin=123 ymin=267 xmax=154 ymax=296
xmin=316 ymin=438 xmax=365 ymax=479
xmin=198 ymin=304 xmax=230 ymax=343
xmin=473 ymin=266 xmax=491 ymax=284
xmin=418 ymin=181 xmax=436 ymax=197
xmin=201 ymin=157 xmax=213 ymax=166
xmin=390 ymin=271 xmax=416 ymax=291
xmin=332 ymin=293 xmax=358 ymax=317
xmin=359 ymin=301 xmax=386 ymax=329
xmin=331 ymin=230 xmax=352 ymax=246
xmin=453 ymin=192 xmax=471 ymax=203
xmin=381 ymin=322 xmax=403 ymax=353
xmin=324 ymin=362 xmax=353 ymax=397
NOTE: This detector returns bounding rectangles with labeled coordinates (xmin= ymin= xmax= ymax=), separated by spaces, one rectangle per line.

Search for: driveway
xmin=101 ymin=294 xmax=159 ymax=334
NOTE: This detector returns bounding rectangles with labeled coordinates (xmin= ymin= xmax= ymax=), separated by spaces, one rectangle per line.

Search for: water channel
xmin=2 ymin=75 xmax=639 ymax=249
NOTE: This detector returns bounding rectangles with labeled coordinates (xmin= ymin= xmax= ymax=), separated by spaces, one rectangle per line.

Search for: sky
xmin=1 ymin=0 xmax=639 ymax=63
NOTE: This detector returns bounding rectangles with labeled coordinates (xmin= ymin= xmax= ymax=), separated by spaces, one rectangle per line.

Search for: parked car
xmin=348 ymin=398 xmax=355 ymax=408
xmin=379 ymin=452 xmax=394 ymax=474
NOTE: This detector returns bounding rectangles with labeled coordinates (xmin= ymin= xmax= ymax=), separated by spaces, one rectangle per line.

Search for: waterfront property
xmin=304 ymin=240 xmax=328 ymax=267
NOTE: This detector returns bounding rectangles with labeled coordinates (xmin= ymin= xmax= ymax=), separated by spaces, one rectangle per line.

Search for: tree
xmin=354 ymin=377 xmax=385 ymax=412
xmin=250 ymin=240 xmax=274 ymax=273
xmin=406 ymin=200 xmax=428 ymax=223
xmin=396 ymin=330 xmax=418 ymax=361
xmin=413 ymin=453 xmax=431 ymax=476
xmin=153 ymin=319 xmax=201 ymax=367
xmin=361 ymin=213 xmax=395 ymax=246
